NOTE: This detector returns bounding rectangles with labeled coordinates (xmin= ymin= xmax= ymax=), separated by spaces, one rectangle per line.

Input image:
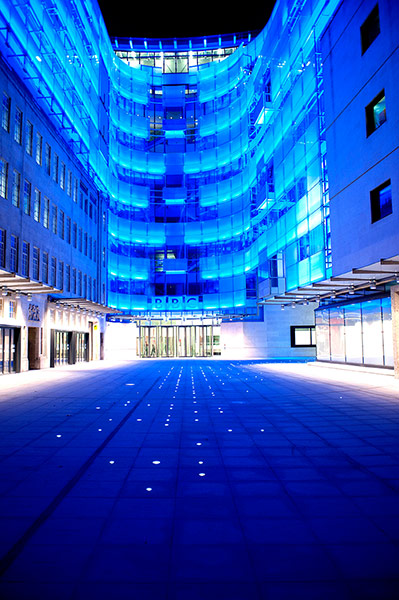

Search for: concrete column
xmin=390 ymin=285 xmax=399 ymax=378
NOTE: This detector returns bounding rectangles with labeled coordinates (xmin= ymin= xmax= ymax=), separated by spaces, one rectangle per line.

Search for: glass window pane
xmin=362 ymin=299 xmax=384 ymax=366
xmin=344 ymin=304 xmax=363 ymax=364
xmin=330 ymin=307 xmax=345 ymax=362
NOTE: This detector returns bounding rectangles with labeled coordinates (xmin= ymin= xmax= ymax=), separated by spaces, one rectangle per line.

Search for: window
xmin=2 ymin=92 xmax=10 ymax=132
xmin=78 ymin=270 xmax=82 ymax=296
xmin=10 ymin=235 xmax=18 ymax=272
xmin=0 ymin=158 xmax=8 ymax=198
xmin=21 ymin=241 xmax=29 ymax=277
xmin=9 ymin=300 xmax=16 ymax=319
xmin=33 ymin=189 xmax=41 ymax=222
xmin=73 ymin=222 xmax=77 ymax=248
xmin=12 ymin=170 xmax=20 ymax=207
xmin=42 ymin=251 xmax=49 ymax=283
xmin=51 ymin=256 xmax=56 ymax=287
xmin=67 ymin=170 xmax=72 ymax=196
xmin=361 ymin=4 xmax=380 ymax=54
xmin=35 ymin=132 xmax=42 ymax=165
xmin=73 ymin=178 xmax=79 ymax=203
xmin=370 ymin=179 xmax=392 ymax=222
xmin=291 ymin=326 xmax=316 ymax=347
xmin=45 ymin=143 xmax=51 ymax=175
xmin=58 ymin=261 xmax=64 ymax=289
xmin=72 ymin=267 xmax=77 ymax=293
xmin=0 ymin=228 xmax=5 ymax=268
xmin=25 ymin=120 xmax=33 ymax=155
xmin=60 ymin=162 xmax=66 ymax=189
xmin=43 ymin=197 xmax=50 ymax=228
xmin=78 ymin=227 xmax=82 ymax=252
xmin=52 ymin=205 xmax=57 ymax=234
xmin=366 ymin=90 xmax=386 ymax=136
xmin=14 ymin=107 xmax=22 ymax=144
xmin=23 ymin=180 xmax=31 ymax=215
xmin=32 ymin=246 xmax=39 ymax=280
xmin=66 ymin=216 xmax=71 ymax=244
xmin=59 ymin=210 xmax=65 ymax=239
xmin=53 ymin=153 xmax=59 ymax=182
xmin=66 ymin=264 xmax=70 ymax=292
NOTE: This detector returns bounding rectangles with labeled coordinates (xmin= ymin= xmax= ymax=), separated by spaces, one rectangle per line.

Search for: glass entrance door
xmin=138 ymin=324 xmax=220 ymax=358
xmin=0 ymin=327 xmax=18 ymax=374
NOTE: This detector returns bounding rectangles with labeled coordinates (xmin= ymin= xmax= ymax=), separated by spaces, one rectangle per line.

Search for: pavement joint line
xmin=0 ymin=374 xmax=162 ymax=577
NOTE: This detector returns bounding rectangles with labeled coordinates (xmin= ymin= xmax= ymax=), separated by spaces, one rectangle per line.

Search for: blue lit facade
xmin=0 ymin=0 xmax=340 ymax=318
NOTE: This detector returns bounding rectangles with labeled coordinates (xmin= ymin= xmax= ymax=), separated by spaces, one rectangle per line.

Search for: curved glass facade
xmin=0 ymin=0 xmax=340 ymax=317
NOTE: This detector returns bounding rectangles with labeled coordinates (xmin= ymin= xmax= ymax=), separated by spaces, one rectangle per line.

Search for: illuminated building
xmin=0 ymin=0 xmax=397 ymax=370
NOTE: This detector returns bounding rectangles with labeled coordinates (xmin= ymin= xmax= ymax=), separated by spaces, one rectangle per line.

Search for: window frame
xmin=290 ymin=325 xmax=316 ymax=348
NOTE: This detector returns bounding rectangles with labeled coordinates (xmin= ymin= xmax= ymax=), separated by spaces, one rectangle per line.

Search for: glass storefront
xmin=0 ymin=327 xmax=19 ymax=374
xmin=138 ymin=324 xmax=221 ymax=357
xmin=315 ymin=296 xmax=393 ymax=368
xmin=51 ymin=330 xmax=88 ymax=366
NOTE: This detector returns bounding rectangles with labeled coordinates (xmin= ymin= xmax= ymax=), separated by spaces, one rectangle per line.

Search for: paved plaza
xmin=0 ymin=359 xmax=398 ymax=599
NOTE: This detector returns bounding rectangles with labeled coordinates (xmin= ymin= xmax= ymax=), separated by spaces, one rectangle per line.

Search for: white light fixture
xmin=348 ymin=285 xmax=355 ymax=295
xmin=1 ymin=287 xmax=8 ymax=296
xmin=27 ymin=293 xmax=32 ymax=301
xmin=15 ymin=290 xmax=21 ymax=299
xmin=369 ymin=280 xmax=376 ymax=290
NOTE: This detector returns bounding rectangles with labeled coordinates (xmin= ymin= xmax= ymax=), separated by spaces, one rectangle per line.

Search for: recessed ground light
xmin=152 ymin=460 xmax=161 ymax=465
xmin=199 ymin=472 xmax=206 ymax=477
xmin=196 ymin=442 xmax=202 ymax=446
xmin=98 ymin=428 xmax=102 ymax=432
xmin=109 ymin=460 xmax=115 ymax=464
xmin=146 ymin=487 xmax=152 ymax=492
xmin=56 ymin=434 xmax=62 ymax=438
xmin=137 ymin=418 xmax=142 ymax=421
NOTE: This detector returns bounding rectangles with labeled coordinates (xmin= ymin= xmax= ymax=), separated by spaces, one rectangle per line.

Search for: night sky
xmin=97 ymin=1 xmax=277 ymax=39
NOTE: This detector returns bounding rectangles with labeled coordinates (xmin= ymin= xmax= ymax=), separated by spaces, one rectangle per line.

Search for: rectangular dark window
xmin=59 ymin=210 xmax=65 ymax=239
xmin=0 ymin=158 xmax=8 ymax=198
xmin=370 ymin=179 xmax=392 ymax=223
xmin=52 ymin=205 xmax=57 ymax=234
xmin=66 ymin=264 xmax=70 ymax=292
xmin=2 ymin=92 xmax=10 ymax=132
xmin=290 ymin=326 xmax=316 ymax=347
xmin=14 ymin=107 xmax=22 ymax=144
xmin=42 ymin=251 xmax=48 ymax=284
xmin=33 ymin=188 xmax=41 ymax=222
xmin=0 ymin=228 xmax=5 ymax=268
xmin=43 ymin=197 xmax=50 ymax=228
xmin=10 ymin=235 xmax=18 ymax=272
xmin=32 ymin=246 xmax=39 ymax=280
xmin=45 ymin=143 xmax=51 ymax=175
xmin=66 ymin=216 xmax=71 ymax=244
xmin=58 ymin=261 xmax=64 ymax=290
xmin=366 ymin=90 xmax=386 ymax=136
xmin=53 ymin=153 xmax=59 ymax=182
xmin=23 ymin=180 xmax=31 ymax=215
xmin=21 ymin=241 xmax=29 ymax=277
xmin=51 ymin=256 xmax=57 ymax=287
xmin=12 ymin=170 xmax=20 ymax=207
xmin=361 ymin=4 xmax=380 ymax=54
xmin=25 ymin=120 xmax=33 ymax=155
xmin=35 ymin=132 xmax=42 ymax=165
